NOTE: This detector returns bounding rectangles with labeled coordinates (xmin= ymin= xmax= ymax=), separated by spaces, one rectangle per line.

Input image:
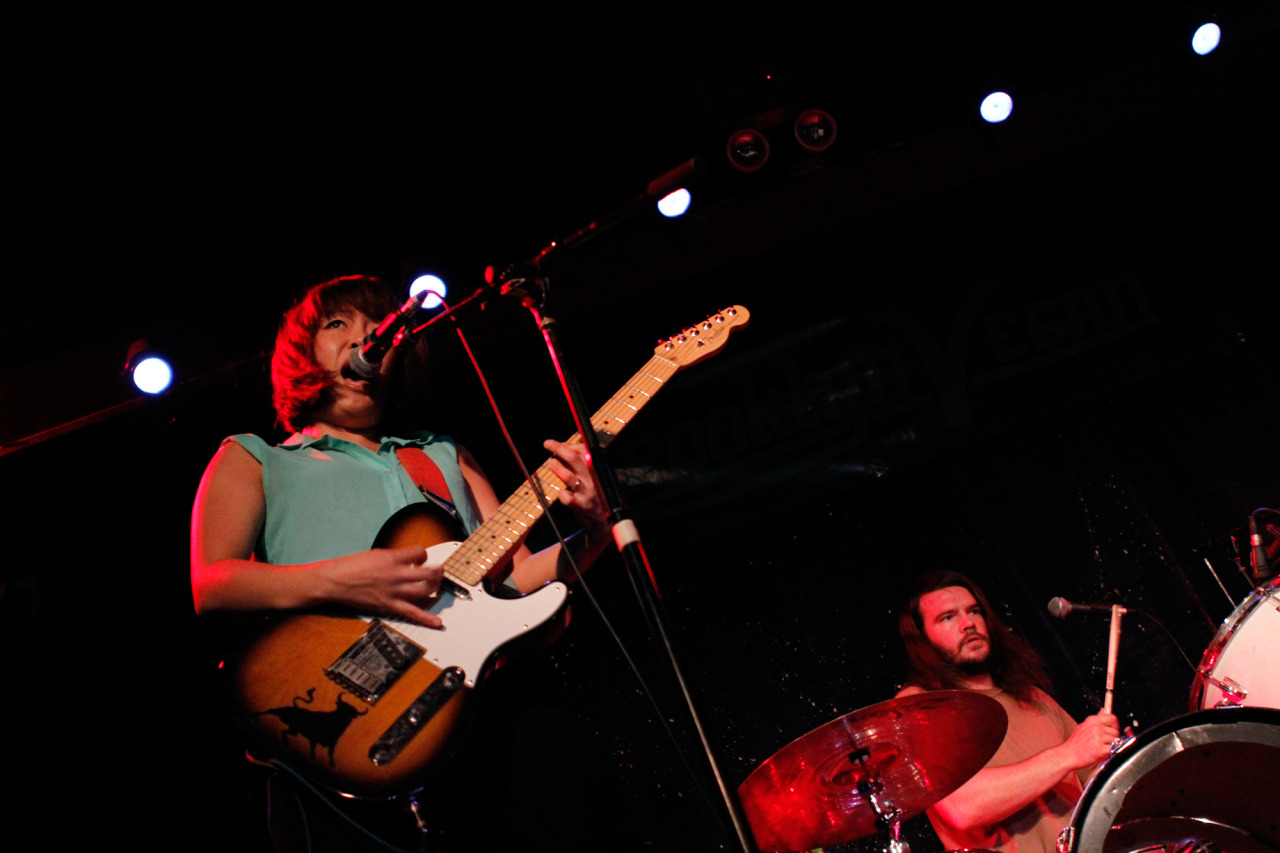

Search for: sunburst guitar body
xmin=227 ymin=502 xmax=567 ymax=797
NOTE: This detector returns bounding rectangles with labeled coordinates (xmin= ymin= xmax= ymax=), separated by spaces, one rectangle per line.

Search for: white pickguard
xmin=360 ymin=541 xmax=568 ymax=689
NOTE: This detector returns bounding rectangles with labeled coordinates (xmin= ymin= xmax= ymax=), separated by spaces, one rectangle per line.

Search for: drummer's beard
xmin=950 ymin=634 xmax=991 ymax=675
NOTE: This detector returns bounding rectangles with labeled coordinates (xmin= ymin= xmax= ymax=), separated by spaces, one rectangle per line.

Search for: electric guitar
xmin=224 ymin=306 xmax=749 ymax=797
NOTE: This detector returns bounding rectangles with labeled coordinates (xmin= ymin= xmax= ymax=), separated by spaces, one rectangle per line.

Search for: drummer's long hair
xmin=898 ymin=570 xmax=1053 ymax=705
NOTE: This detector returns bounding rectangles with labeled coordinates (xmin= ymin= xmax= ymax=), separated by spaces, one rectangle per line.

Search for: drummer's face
xmin=919 ymin=586 xmax=990 ymax=666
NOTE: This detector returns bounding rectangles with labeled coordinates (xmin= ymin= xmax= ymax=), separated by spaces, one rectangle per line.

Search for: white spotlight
xmin=980 ymin=91 xmax=1014 ymax=124
xmin=133 ymin=356 xmax=174 ymax=395
xmin=124 ymin=338 xmax=175 ymax=395
xmin=409 ymin=274 xmax=447 ymax=310
xmin=1192 ymin=23 xmax=1221 ymax=56
xmin=657 ymin=188 xmax=691 ymax=218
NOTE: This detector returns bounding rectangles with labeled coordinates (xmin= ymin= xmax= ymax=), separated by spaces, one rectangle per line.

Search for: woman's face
xmin=309 ymin=309 xmax=388 ymax=430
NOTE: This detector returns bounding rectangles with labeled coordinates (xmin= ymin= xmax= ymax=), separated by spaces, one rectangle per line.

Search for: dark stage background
xmin=3 ymin=6 xmax=1279 ymax=851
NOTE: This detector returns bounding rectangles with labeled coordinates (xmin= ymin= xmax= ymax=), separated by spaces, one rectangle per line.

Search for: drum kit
xmin=737 ymin=570 xmax=1280 ymax=853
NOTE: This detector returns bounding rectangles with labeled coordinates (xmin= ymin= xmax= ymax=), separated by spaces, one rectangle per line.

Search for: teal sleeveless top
xmin=228 ymin=432 xmax=483 ymax=567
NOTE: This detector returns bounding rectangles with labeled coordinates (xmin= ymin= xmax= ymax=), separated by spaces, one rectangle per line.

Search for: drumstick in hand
xmin=1103 ymin=604 xmax=1127 ymax=715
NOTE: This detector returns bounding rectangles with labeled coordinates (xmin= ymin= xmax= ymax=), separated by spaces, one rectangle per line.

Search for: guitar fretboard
xmin=442 ymin=355 xmax=679 ymax=587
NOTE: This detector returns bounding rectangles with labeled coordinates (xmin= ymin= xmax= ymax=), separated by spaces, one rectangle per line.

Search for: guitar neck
xmin=442 ymin=353 xmax=680 ymax=587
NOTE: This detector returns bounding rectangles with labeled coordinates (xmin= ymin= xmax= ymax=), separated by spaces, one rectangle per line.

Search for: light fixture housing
xmin=726 ymin=129 xmax=771 ymax=173
xmin=794 ymin=109 xmax=837 ymax=153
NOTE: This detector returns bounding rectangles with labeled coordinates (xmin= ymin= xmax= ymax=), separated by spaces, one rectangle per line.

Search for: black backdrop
xmin=3 ymin=15 xmax=1279 ymax=853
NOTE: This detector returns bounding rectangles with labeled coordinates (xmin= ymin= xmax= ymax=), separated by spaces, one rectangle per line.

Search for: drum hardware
xmin=847 ymin=746 xmax=903 ymax=833
xmin=1108 ymin=731 xmax=1135 ymax=757
xmin=737 ymin=691 xmax=1006 ymax=853
xmin=1200 ymin=674 xmax=1246 ymax=707
xmin=1201 ymin=556 xmax=1240 ymax=611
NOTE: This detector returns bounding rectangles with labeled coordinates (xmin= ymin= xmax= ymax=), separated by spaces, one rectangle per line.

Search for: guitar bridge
xmin=369 ymin=666 xmax=465 ymax=766
xmin=325 ymin=620 xmax=424 ymax=704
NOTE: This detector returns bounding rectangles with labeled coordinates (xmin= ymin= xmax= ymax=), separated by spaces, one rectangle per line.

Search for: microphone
xmin=1047 ymin=597 xmax=1120 ymax=618
xmin=1250 ymin=511 xmax=1272 ymax=582
xmin=348 ymin=293 xmax=425 ymax=380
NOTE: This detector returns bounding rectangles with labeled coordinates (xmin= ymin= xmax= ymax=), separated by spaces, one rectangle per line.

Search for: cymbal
xmin=737 ymin=690 xmax=1007 ymax=852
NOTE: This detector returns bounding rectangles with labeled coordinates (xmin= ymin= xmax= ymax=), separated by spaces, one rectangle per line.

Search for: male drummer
xmin=895 ymin=571 xmax=1119 ymax=853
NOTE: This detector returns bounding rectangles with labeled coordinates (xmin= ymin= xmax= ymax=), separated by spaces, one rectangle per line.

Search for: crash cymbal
xmin=738 ymin=690 xmax=1007 ymax=852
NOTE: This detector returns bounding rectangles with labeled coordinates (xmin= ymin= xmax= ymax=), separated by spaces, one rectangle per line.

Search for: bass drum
xmin=1191 ymin=574 xmax=1280 ymax=710
xmin=1058 ymin=708 xmax=1280 ymax=853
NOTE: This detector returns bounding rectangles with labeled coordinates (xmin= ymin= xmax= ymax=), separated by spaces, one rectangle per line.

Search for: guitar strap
xmin=394 ymin=446 xmax=461 ymax=524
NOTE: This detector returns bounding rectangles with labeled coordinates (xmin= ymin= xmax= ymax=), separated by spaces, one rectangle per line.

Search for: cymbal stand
xmin=850 ymin=748 xmax=910 ymax=853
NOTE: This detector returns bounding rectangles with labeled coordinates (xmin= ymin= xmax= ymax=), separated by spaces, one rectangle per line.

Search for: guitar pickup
xmin=369 ymin=666 xmax=465 ymax=766
xmin=442 ymin=577 xmax=470 ymax=600
xmin=325 ymin=620 xmax=424 ymax=704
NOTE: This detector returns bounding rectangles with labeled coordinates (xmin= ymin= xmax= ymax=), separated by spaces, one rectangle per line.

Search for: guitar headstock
xmin=654 ymin=305 xmax=750 ymax=370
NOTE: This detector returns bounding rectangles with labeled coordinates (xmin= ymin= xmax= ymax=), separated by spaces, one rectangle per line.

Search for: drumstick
xmin=1103 ymin=605 xmax=1127 ymax=715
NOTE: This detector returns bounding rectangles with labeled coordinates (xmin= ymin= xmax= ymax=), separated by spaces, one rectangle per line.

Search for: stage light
xmin=409 ymin=274 xmax=447 ymax=309
xmin=979 ymin=91 xmax=1014 ymax=123
xmin=657 ymin=188 xmax=691 ymax=218
xmin=1191 ymin=22 xmax=1221 ymax=55
xmin=123 ymin=339 xmax=174 ymax=395
xmin=794 ymin=110 xmax=837 ymax=153
xmin=133 ymin=357 xmax=173 ymax=394
xmin=726 ymin=129 xmax=770 ymax=173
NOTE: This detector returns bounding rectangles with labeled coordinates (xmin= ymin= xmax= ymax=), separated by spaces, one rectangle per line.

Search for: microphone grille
xmin=348 ymin=346 xmax=381 ymax=380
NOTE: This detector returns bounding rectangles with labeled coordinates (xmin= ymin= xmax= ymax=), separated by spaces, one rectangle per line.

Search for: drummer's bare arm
xmin=896 ymin=687 xmax=1118 ymax=830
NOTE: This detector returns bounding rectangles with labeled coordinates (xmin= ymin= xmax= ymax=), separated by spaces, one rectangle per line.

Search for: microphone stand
xmin=500 ymin=270 xmax=758 ymax=853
